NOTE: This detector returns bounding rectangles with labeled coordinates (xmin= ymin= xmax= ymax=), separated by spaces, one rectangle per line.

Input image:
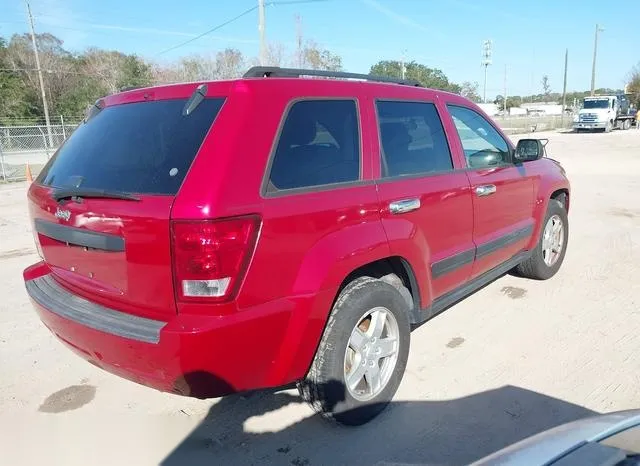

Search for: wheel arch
xmin=526 ymin=183 xmax=570 ymax=251
xmin=278 ymin=255 xmax=421 ymax=385
xmin=550 ymin=188 xmax=570 ymax=212
xmin=338 ymin=256 xmax=420 ymax=312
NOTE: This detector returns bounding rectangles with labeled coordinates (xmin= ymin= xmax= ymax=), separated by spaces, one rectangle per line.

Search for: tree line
xmin=2 ymin=31 xmax=639 ymax=126
xmin=0 ymin=31 xmax=484 ymax=125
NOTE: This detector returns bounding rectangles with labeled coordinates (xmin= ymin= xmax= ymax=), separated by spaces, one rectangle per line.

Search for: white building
xmin=477 ymin=103 xmax=500 ymax=116
xmin=522 ymin=103 xmax=563 ymax=115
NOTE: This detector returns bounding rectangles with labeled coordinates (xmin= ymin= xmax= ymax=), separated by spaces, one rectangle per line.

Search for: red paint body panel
xmin=27 ymin=184 xmax=177 ymax=319
xmin=23 ymin=76 xmax=570 ymax=398
xmin=466 ymin=166 xmax=536 ymax=277
xmin=376 ymin=174 xmax=474 ymax=302
xmin=24 ymin=262 xmax=293 ymax=395
xmin=364 ymin=90 xmax=475 ymax=305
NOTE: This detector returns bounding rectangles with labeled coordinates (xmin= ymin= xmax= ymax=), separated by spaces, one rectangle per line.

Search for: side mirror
xmin=514 ymin=138 xmax=548 ymax=162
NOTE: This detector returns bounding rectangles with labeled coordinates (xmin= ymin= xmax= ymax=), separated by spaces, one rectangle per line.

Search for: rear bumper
xmin=23 ymin=262 xmax=305 ymax=398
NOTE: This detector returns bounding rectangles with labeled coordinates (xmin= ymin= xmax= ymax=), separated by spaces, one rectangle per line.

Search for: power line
xmin=155 ymin=0 xmax=331 ymax=57
xmin=155 ymin=6 xmax=259 ymax=57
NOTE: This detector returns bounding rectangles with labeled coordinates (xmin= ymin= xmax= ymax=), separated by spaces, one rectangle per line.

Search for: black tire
xmin=298 ymin=277 xmax=411 ymax=426
xmin=605 ymin=121 xmax=613 ymax=133
xmin=517 ymin=199 xmax=568 ymax=280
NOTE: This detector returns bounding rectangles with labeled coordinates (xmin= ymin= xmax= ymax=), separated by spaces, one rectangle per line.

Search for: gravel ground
xmin=1 ymin=129 xmax=640 ymax=465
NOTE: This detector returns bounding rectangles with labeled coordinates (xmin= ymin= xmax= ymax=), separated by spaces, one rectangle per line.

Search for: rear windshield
xmin=38 ymin=98 xmax=225 ymax=195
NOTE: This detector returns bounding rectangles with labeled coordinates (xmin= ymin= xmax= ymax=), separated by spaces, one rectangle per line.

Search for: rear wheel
xmin=623 ymin=119 xmax=631 ymax=130
xmin=517 ymin=199 xmax=568 ymax=280
xmin=298 ymin=277 xmax=410 ymax=426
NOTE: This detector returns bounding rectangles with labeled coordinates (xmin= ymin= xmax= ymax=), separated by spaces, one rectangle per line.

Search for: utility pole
xmin=400 ymin=50 xmax=406 ymax=79
xmin=503 ymin=64 xmax=507 ymax=116
xmin=590 ymin=24 xmax=604 ymax=96
xmin=561 ymin=48 xmax=568 ymax=126
xmin=258 ymin=0 xmax=266 ymax=66
xmin=481 ymin=40 xmax=492 ymax=103
xmin=24 ymin=0 xmax=53 ymax=150
xmin=295 ymin=14 xmax=303 ymax=68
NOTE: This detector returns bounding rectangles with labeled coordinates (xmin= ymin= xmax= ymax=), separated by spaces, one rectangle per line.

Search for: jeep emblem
xmin=55 ymin=207 xmax=71 ymax=222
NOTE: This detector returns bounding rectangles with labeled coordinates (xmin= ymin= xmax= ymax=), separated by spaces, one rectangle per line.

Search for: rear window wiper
xmin=52 ymin=188 xmax=140 ymax=203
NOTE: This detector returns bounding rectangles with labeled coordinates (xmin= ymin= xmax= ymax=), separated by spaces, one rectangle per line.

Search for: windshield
xmin=37 ymin=98 xmax=225 ymax=195
xmin=583 ymin=99 xmax=609 ymax=109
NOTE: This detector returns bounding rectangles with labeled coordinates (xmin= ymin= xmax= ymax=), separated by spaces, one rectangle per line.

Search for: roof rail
xmin=242 ymin=66 xmax=423 ymax=87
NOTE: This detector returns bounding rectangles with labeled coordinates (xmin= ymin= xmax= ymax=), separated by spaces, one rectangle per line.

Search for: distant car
xmin=472 ymin=409 xmax=640 ymax=465
xmin=23 ymin=66 xmax=570 ymax=426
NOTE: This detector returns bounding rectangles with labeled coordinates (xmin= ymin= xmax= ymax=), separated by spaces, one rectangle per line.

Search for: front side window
xmin=447 ymin=105 xmax=511 ymax=169
xmin=376 ymin=101 xmax=453 ymax=177
xmin=268 ymin=100 xmax=360 ymax=192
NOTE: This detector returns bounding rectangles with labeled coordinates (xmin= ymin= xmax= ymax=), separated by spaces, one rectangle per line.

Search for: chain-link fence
xmin=492 ymin=114 xmax=574 ymax=135
xmin=0 ymin=123 xmax=79 ymax=182
xmin=0 ymin=114 xmax=574 ymax=183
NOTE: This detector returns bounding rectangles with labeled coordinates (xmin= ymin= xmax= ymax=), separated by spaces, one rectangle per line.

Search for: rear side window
xmin=268 ymin=100 xmax=360 ymax=192
xmin=376 ymin=101 xmax=453 ymax=177
xmin=38 ymin=98 xmax=225 ymax=195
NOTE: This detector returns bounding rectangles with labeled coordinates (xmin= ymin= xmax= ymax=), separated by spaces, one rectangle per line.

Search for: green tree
xmin=0 ymin=37 xmax=39 ymax=123
xmin=5 ymin=33 xmax=75 ymax=121
xmin=370 ymin=60 xmax=460 ymax=92
xmin=541 ymin=75 xmax=551 ymax=99
xmin=627 ymin=64 xmax=640 ymax=107
xmin=459 ymin=81 xmax=481 ymax=102
xmin=301 ymin=40 xmax=342 ymax=71
xmin=506 ymin=96 xmax=522 ymax=109
xmin=118 ymin=54 xmax=153 ymax=89
xmin=494 ymin=95 xmax=522 ymax=111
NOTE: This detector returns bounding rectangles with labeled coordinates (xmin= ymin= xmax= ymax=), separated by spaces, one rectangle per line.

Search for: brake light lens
xmin=171 ymin=216 xmax=260 ymax=302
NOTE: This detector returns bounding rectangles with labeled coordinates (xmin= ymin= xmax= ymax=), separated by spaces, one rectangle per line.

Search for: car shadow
xmin=161 ymin=378 xmax=597 ymax=466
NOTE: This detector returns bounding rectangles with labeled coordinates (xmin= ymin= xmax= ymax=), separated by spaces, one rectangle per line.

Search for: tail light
xmin=31 ymin=225 xmax=44 ymax=259
xmin=171 ymin=216 xmax=260 ymax=303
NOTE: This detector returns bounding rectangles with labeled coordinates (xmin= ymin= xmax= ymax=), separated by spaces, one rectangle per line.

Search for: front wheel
xmin=517 ymin=199 xmax=568 ymax=280
xmin=298 ymin=277 xmax=411 ymax=426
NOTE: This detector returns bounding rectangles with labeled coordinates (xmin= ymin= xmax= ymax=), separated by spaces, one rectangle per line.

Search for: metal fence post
xmin=0 ymin=144 xmax=6 ymax=182
xmin=60 ymin=115 xmax=66 ymax=140
xmin=38 ymin=127 xmax=50 ymax=160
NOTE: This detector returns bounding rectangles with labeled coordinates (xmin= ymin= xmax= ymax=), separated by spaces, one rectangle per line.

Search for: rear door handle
xmin=389 ymin=198 xmax=421 ymax=214
xmin=475 ymin=184 xmax=497 ymax=197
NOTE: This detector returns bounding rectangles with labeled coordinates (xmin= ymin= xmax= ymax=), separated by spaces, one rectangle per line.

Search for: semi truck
xmin=572 ymin=94 xmax=636 ymax=132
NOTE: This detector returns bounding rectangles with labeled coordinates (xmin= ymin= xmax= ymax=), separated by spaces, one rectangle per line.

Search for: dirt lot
xmin=1 ymin=129 xmax=640 ymax=466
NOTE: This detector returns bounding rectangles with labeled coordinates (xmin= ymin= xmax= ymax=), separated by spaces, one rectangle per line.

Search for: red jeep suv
xmin=23 ymin=67 xmax=570 ymax=425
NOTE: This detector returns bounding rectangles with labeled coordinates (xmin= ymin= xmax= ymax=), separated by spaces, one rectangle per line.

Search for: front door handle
xmin=389 ymin=198 xmax=421 ymax=214
xmin=475 ymin=184 xmax=497 ymax=197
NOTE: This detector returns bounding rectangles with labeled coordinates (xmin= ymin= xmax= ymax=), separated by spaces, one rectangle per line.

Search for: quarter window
xmin=268 ymin=100 xmax=360 ymax=191
xmin=376 ymin=101 xmax=453 ymax=177
xmin=447 ymin=105 xmax=511 ymax=169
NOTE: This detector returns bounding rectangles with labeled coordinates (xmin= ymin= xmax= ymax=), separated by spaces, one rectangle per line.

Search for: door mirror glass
xmin=515 ymin=138 xmax=547 ymax=162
